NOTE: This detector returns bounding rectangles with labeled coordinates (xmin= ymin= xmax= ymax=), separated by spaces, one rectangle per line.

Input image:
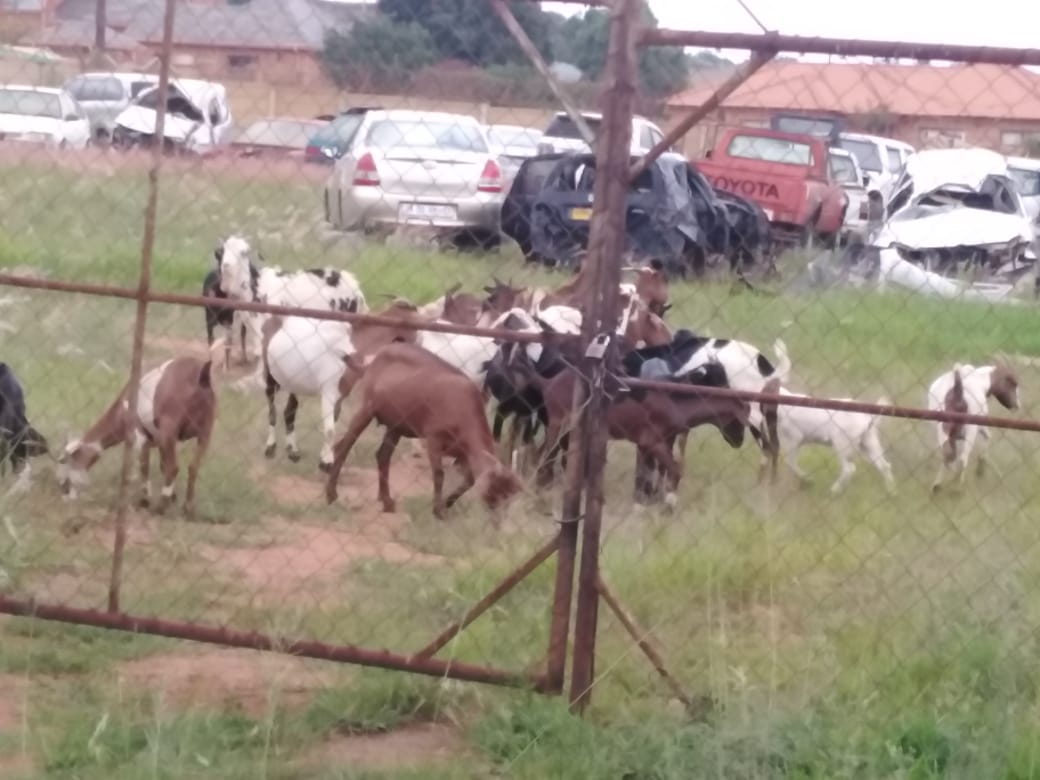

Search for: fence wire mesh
xmin=2 ymin=0 xmax=1040 ymax=775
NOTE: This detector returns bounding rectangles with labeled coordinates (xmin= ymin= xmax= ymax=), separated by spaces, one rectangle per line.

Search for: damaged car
xmin=112 ymin=78 xmax=232 ymax=154
xmin=866 ymin=148 xmax=1037 ymax=286
xmin=501 ymin=151 xmax=769 ymax=275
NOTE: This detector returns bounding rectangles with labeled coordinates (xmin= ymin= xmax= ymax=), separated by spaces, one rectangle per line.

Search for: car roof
xmin=551 ymin=110 xmax=653 ymax=123
xmin=1006 ymin=155 xmax=1040 ymax=171
xmin=366 ymin=109 xmax=482 ymax=124
xmin=71 ymin=72 xmax=158 ymax=82
xmin=841 ymin=131 xmax=913 ymax=149
xmin=0 ymin=84 xmax=65 ymax=93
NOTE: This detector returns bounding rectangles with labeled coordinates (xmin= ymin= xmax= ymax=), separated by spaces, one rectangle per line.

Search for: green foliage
xmin=321 ymin=18 xmax=438 ymax=90
xmin=379 ymin=0 xmax=553 ymax=67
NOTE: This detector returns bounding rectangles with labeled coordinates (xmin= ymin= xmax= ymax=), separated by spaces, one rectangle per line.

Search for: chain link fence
xmin=3 ymin=0 xmax=1040 ymax=775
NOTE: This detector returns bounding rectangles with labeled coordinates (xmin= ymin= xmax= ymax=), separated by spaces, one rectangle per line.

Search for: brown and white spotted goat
xmin=57 ymin=357 xmax=216 ymax=517
xmin=927 ymin=361 xmax=1020 ymax=492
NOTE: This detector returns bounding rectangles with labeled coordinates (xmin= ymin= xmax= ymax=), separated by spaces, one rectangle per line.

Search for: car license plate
xmin=763 ymin=208 xmax=774 ymax=221
xmin=570 ymin=207 xmax=593 ymax=221
xmin=399 ymin=203 xmax=457 ymax=222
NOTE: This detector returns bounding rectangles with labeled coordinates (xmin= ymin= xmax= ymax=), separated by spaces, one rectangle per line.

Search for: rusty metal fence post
xmin=106 ymin=0 xmax=176 ymax=613
xmin=567 ymin=0 xmax=640 ymax=713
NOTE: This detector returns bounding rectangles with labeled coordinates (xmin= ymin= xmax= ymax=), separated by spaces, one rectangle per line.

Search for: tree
xmin=321 ymin=18 xmax=437 ymax=89
xmin=378 ymin=0 xmax=553 ymax=68
xmin=551 ymin=7 xmax=691 ymax=96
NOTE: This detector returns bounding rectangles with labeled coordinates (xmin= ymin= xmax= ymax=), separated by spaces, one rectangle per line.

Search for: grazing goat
xmin=928 ymin=362 xmax=1019 ymax=492
xmin=774 ymin=386 xmax=895 ymax=495
xmin=262 ymin=300 xmax=420 ymax=470
xmin=215 ymin=234 xmax=367 ymax=357
xmin=324 ymin=343 xmax=523 ymax=519
xmin=58 ymin=357 xmax=216 ymax=517
xmin=0 ymin=363 xmax=48 ymax=490
xmin=202 ymin=267 xmax=248 ymax=369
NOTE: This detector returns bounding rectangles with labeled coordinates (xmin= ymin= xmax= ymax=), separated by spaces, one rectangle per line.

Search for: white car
xmin=63 ymin=72 xmax=159 ymax=141
xmin=838 ymin=132 xmax=914 ymax=205
xmin=828 ymin=147 xmax=870 ymax=243
xmin=0 ymin=85 xmax=91 ymax=149
xmin=871 ymin=147 xmax=1036 ymax=279
xmin=113 ymin=78 xmax=232 ymax=154
xmin=1006 ymin=155 xmax=1040 ymax=229
xmin=537 ymin=111 xmax=667 ymax=157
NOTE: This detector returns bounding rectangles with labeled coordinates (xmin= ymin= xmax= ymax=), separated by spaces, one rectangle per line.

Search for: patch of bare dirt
xmin=116 ymin=647 xmax=331 ymax=718
xmin=198 ymin=515 xmax=444 ymax=601
xmin=0 ymin=675 xmax=25 ymax=733
xmin=303 ymin=723 xmax=471 ymax=773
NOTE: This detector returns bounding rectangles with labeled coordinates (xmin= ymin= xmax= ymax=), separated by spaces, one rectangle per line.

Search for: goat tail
xmin=772 ymin=338 xmax=791 ymax=382
xmin=198 ymin=361 xmax=213 ymax=389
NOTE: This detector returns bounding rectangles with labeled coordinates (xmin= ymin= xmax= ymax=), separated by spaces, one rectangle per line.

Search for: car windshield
xmin=1009 ymin=166 xmax=1040 ymax=197
xmin=0 ymin=89 xmax=61 ymax=119
xmin=840 ymin=138 xmax=883 ymax=172
xmin=829 ymin=153 xmax=860 ymax=184
xmin=66 ymin=76 xmax=123 ymax=102
xmin=135 ymin=86 xmax=204 ymax=122
xmin=366 ymin=119 xmax=488 ymax=153
xmin=544 ymin=115 xmax=602 ymax=140
xmin=727 ymin=134 xmax=812 ymax=165
xmin=773 ymin=115 xmax=839 ymax=139
xmin=489 ymin=126 xmax=540 ymax=149
xmin=312 ymin=113 xmax=365 ymax=146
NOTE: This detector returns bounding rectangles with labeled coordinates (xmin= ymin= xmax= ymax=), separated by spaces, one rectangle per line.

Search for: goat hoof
xmin=264 ymin=444 xmax=276 ymax=459
xmin=325 ymin=487 xmax=338 ymax=505
xmin=287 ymin=450 xmax=302 ymax=464
xmin=183 ymin=505 xmax=195 ymax=520
xmin=381 ymin=500 xmax=397 ymax=513
xmin=317 ymin=460 xmax=332 ymax=473
xmin=136 ymin=497 xmax=150 ymax=509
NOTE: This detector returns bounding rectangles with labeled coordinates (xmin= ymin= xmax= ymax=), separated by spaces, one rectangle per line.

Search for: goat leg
xmin=137 ymin=444 xmax=152 ymax=509
xmin=183 ymin=432 xmax=209 ymax=520
xmin=155 ymin=433 xmax=179 ymax=515
xmin=426 ymin=438 xmax=448 ymax=519
xmin=325 ymin=405 xmax=375 ymax=504
xmin=376 ymin=429 xmax=401 ymax=513
xmin=264 ymin=372 xmax=279 ymax=458
xmin=285 ymin=394 xmax=302 ymax=463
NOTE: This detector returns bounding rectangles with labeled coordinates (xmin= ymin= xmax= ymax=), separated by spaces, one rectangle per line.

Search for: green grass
xmin=4 ymin=154 xmax=1040 ymax=777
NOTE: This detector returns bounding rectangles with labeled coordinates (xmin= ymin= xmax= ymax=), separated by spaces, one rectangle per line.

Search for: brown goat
xmin=324 ymin=343 xmax=524 ymax=519
xmin=533 ymin=366 xmax=752 ymax=505
xmin=57 ymin=357 xmax=216 ymax=517
xmin=622 ymin=260 xmax=670 ymax=317
xmin=941 ymin=368 xmax=969 ymax=464
xmin=418 ymin=283 xmax=485 ymax=325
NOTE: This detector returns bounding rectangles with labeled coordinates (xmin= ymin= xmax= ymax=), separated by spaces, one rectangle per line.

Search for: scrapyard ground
xmin=4 ymin=151 xmax=1040 ymax=777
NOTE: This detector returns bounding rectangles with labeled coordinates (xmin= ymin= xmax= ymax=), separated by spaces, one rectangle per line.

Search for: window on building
xmin=1003 ymin=131 xmax=1024 ymax=150
xmin=919 ymin=128 xmax=966 ymax=149
xmin=227 ymin=54 xmax=258 ymax=70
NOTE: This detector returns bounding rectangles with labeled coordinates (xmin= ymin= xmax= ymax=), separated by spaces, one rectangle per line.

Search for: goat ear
xmin=213 ymin=245 xmax=224 ymax=263
xmin=649 ymin=258 xmax=665 ymax=272
xmin=660 ymin=303 xmax=672 ymax=315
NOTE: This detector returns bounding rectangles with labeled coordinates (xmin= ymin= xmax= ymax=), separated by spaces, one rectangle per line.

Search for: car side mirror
xmin=862 ymin=174 xmax=870 ymax=186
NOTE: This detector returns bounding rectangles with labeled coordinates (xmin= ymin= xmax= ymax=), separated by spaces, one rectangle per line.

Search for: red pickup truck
xmin=696 ymin=126 xmax=848 ymax=247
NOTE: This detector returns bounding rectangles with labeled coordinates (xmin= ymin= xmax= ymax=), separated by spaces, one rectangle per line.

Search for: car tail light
xmin=305 ymin=144 xmax=320 ymax=158
xmin=353 ymin=152 xmax=380 ymax=186
xmin=478 ymin=159 xmax=503 ymax=193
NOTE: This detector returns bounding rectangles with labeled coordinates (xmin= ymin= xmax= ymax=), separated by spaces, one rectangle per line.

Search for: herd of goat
xmin=0 ymin=233 xmax=1025 ymax=518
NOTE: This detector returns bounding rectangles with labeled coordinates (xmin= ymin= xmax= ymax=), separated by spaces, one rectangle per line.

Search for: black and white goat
xmin=202 ymin=268 xmax=248 ymax=369
xmin=0 ymin=363 xmax=48 ymax=492
xmin=214 ymin=235 xmax=367 ymax=355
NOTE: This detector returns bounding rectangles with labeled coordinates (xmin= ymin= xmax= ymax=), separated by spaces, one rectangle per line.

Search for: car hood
xmin=873 ymin=204 xmax=1034 ymax=250
xmin=115 ymin=105 xmax=205 ymax=144
xmin=0 ymin=114 xmax=60 ymax=135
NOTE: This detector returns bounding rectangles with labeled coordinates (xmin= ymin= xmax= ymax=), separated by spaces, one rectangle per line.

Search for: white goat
xmin=261 ymin=301 xmax=419 ymax=470
xmin=927 ymin=363 xmax=1020 ymax=492
xmin=775 ymin=387 xmax=895 ymax=495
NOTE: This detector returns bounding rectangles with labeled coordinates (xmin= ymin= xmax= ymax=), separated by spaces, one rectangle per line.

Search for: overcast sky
xmin=540 ymin=0 xmax=1040 ymax=59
